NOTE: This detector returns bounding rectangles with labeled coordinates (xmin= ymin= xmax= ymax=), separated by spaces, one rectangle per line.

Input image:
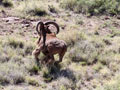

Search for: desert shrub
xmin=0 ymin=36 xmax=50 ymax=86
xmin=48 ymin=5 xmax=58 ymax=13
xmin=88 ymin=0 xmax=120 ymax=15
xmin=69 ymin=34 xmax=120 ymax=67
xmin=111 ymin=28 xmax=120 ymax=37
xmin=29 ymin=65 xmax=40 ymax=75
xmin=0 ymin=62 xmax=25 ymax=85
xmin=26 ymin=77 xmax=39 ymax=86
xmin=58 ymin=77 xmax=73 ymax=90
xmin=2 ymin=37 xmax=35 ymax=57
xmin=10 ymin=55 xmax=23 ymax=64
xmin=16 ymin=0 xmax=47 ymax=16
xmin=1 ymin=0 xmax=13 ymax=7
xmin=57 ymin=30 xmax=87 ymax=47
xmin=93 ymin=62 xmax=104 ymax=72
xmin=24 ymin=43 xmax=35 ymax=55
xmin=96 ymin=75 xmax=120 ymax=90
xmin=60 ymin=0 xmax=120 ymax=15
xmin=60 ymin=0 xmax=77 ymax=11
xmin=69 ymin=40 xmax=99 ymax=65
xmin=0 ymin=53 xmax=9 ymax=63
xmin=21 ymin=57 xmax=38 ymax=72
xmin=5 ymin=37 xmax=25 ymax=49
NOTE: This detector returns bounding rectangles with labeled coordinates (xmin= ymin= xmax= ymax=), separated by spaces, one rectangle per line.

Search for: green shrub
xmin=26 ymin=77 xmax=39 ymax=86
xmin=60 ymin=85 xmax=67 ymax=90
xmin=60 ymin=0 xmax=120 ymax=15
xmin=29 ymin=65 xmax=40 ymax=75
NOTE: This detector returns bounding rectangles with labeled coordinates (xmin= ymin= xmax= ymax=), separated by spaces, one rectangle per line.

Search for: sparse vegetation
xmin=14 ymin=0 xmax=47 ymax=17
xmin=0 ymin=0 xmax=13 ymax=7
xmin=26 ymin=77 xmax=39 ymax=86
xmin=57 ymin=30 xmax=87 ymax=46
xmin=0 ymin=0 xmax=120 ymax=90
xmin=0 ymin=37 xmax=37 ymax=85
xmin=60 ymin=0 xmax=120 ymax=15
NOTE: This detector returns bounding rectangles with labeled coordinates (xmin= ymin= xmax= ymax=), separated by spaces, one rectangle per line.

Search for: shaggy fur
xmin=32 ymin=21 xmax=67 ymax=65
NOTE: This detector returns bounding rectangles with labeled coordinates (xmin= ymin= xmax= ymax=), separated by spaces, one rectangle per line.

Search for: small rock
xmin=25 ymin=24 xmax=30 ymax=27
xmin=3 ymin=17 xmax=19 ymax=22
xmin=104 ymin=16 xmax=110 ymax=20
xmin=21 ymin=20 xmax=31 ymax=24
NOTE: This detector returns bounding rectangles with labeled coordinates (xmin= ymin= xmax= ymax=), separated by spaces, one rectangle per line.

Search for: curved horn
xmin=44 ymin=21 xmax=59 ymax=34
xmin=36 ymin=21 xmax=44 ymax=35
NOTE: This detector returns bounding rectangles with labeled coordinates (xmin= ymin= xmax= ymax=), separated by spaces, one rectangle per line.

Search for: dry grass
xmin=10 ymin=0 xmax=48 ymax=18
xmin=0 ymin=0 xmax=120 ymax=90
xmin=57 ymin=29 xmax=87 ymax=46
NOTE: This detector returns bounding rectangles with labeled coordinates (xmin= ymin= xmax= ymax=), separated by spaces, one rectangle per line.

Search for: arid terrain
xmin=0 ymin=0 xmax=120 ymax=90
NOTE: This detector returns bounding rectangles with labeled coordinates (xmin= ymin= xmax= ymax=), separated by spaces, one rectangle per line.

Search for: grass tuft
xmin=1 ymin=0 xmax=13 ymax=7
xmin=15 ymin=0 xmax=47 ymax=17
